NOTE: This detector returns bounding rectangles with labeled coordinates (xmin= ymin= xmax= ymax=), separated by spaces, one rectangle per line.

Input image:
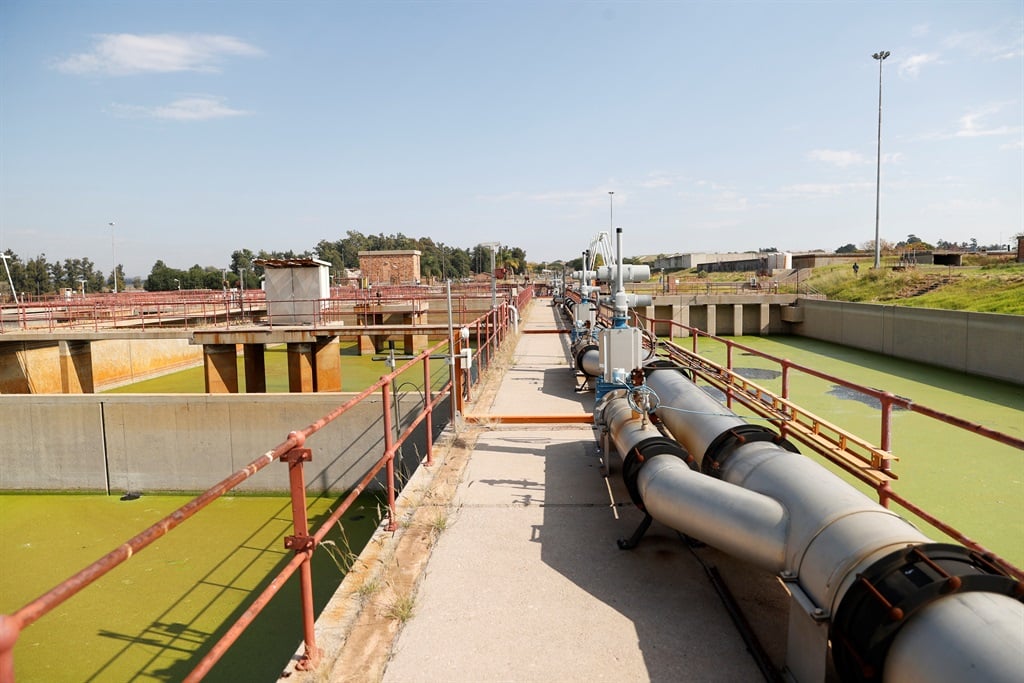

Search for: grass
xmin=661 ymin=260 xmax=1024 ymax=314
xmin=385 ymin=594 xmax=416 ymax=623
xmin=804 ymin=261 xmax=1024 ymax=313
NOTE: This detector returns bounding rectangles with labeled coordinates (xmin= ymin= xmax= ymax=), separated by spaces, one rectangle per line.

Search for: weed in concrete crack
xmin=386 ymin=595 xmax=415 ymax=623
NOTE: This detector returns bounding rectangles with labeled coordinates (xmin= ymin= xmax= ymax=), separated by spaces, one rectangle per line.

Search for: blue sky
xmin=1 ymin=1 xmax=1021 ymax=277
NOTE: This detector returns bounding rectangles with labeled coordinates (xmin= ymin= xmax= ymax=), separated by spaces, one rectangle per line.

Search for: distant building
xmin=652 ymin=252 xmax=792 ymax=273
xmin=358 ymin=250 xmax=422 ymax=286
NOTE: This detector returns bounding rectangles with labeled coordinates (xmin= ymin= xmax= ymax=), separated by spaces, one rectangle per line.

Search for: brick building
xmin=358 ymin=250 xmax=422 ymax=285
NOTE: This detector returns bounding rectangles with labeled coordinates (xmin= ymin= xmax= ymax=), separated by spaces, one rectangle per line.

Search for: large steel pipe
xmin=637 ymin=454 xmax=787 ymax=569
xmin=608 ymin=369 xmax=1024 ymax=682
xmin=645 ymin=368 xmax=747 ymax=464
xmin=882 ymin=592 xmax=1023 ymax=683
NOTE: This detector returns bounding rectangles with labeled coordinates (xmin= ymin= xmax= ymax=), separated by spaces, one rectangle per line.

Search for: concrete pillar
xmin=243 ymin=344 xmax=266 ymax=393
xmin=676 ymin=304 xmax=690 ymax=338
xmin=59 ymin=340 xmax=94 ymax=394
xmin=287 ymin=342 xmax=315 ymax=393
xmin=732 ymin=304 xmax=743 ymax=336
xmin=759 ymin=303 xmax=770 ymax=335
xmin=706 ymin=304 xmax=717 ymax=336
xmin=653 ymin=305 xmax=673 ymax=337
xmin=402 ymin=311 xmax=428 ymax=355
xmin=204 ymin=344 xmax=239 ymax=394
xmin=358 ymin=334 xmax=378 ymax=356
xmin=314 ymin=336 xmax=342 ymax=392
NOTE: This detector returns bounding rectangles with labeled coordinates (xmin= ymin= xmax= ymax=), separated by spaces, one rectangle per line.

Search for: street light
xmin=872 ymin=50 xmax=890 ymax=270
xmin=1 ymin=252 xmax=20 ymax=306
xmin=608 ymin=191 xmax=614 ymax=233
xmin=108 ymin=222 xmax=117 ymax=293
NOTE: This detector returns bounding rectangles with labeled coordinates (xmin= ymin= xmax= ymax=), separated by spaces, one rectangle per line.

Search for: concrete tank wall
xmin=0 ymin=393 xmax=445 ymax=494
xmin=791 ymin=299 xmax=1024 ymax=385
xmin=0 ymin=338 xmax=203 ymax=394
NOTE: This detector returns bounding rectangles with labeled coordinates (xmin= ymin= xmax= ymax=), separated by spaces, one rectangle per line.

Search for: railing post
xmin=0 ymin=614 xmax=21 ymax=683
xmin=454 ymin=334 xmax=465 ymax=416
xmin=724 ymin=342 xmax=734 ymax=409
xmin=382 ymin=381 xmax=398 ymax=531
xmin=880 ymin=392 xmax=894 ymax=471
xmin=423 ymin=355 xmax=434 ymax=466
xmin=281 ymin=444 xmax=320 ymax=671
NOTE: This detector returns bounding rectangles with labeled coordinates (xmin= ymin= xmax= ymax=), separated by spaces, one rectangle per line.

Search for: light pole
xmin=872 ymin=50 xmax=890 ymax=270
xmin=108 ymin=222 xmax=117 ymax=293
xmin=78 ymin=278 xmax=87 ymax=297
xmin=608 ymin=191 xmax=614 ymax=233
xmin=1 ymin=252 xmax=20 ymax=306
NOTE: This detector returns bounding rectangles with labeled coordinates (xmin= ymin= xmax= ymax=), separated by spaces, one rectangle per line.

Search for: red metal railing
xmin=0 ymin=283 xmax=527 ymax=333
xmin=627 ymin=309 xmax=1024 ymax=580
xmin=0 ymin=292 xmax=530 ymax=682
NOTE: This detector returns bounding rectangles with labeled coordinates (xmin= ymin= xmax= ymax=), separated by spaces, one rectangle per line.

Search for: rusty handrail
xmin=0 ymin=295 xmax=526 ymax=682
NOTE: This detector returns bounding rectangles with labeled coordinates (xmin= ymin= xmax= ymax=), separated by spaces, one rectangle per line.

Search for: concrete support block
xmin=653 ymin=305 xmax=674 ymax=337
xmin=59 ymin=340 xmax=94 ymax=394
xmin=760 ymin=304 xmax=770 ymax=335
xmin=243 ymin=344 xmax=267 ymax=393
xmin=358 ymin=335 xmax=377 ymax=356
xmin=203 ymin=344 xmax=239 ymax=394
xmin=677 ymin=304 xmax=690 ymax=338
xmin=404 ymin=334 xmax=428 ymax=356
xmin=706 ymin=305 xmax=717 ymax=336
xmin=287 ymin=342 xmax=315 ymax=393
xmin=314 ymin=336 xmax=342 ymax=392
xmin=732 ymin=305 xmax=743 ymax=336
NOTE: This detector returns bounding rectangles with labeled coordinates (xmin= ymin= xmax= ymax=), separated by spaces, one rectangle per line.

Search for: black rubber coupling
xmin=830 ymin=542 xmax=1023 ymax=683
xmin=701 ymin=424 xmax=799 ymax=477
xmin=620 ymin=437 xmax=693 ymax=511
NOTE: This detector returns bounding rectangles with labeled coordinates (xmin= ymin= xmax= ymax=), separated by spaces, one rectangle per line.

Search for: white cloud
xmin=772 ymin=182 xmax=873 ymax=199
xmin=808 ymin=149 xmax=866 ymax=167
xmin=898 ymin=53 xmax=939 ymax=79
xmin=944 ymin=27 xmax=1024 ymax=61
xmin=111 ymin=95 xmax=250 ymax=121
xmin=911 ymin=24 xmax=930 ymax=38
xmin=955 ymin=104 xmax=1020 ymax=138
xmin=56 ymin=33 xmax=263 ymax=76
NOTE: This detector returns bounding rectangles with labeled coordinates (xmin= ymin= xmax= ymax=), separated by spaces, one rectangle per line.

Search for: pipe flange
xmin=620 ymin=437 xmax=692 ymax=511
xmin=831 ymin=543 xmax=1023 ymax=683
xmin=701 ymin=424 xmax=799 ymax=477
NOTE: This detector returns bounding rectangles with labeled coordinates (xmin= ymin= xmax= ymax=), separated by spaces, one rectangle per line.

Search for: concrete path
xmin=379 ymin=300 xmax=789 ymax=682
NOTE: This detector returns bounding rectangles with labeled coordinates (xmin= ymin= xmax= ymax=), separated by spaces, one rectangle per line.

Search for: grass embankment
xmin=663 ymin=259 xmax=1024 ymax=314
xmin=803 ymin=261 xmax=1024 ymax=314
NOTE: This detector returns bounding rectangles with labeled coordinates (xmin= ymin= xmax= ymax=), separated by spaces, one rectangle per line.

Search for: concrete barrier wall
xmin=0 ymin=393 xmax=446 ymax=493
xmin=0 ymin=338 xmax=204 ymax=394
xmin=792 ymin=299 xmax=1024 ymax=385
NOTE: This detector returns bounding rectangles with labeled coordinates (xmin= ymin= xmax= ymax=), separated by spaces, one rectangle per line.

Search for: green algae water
xmin=0 ymin=493 xmax=383 ymax=682
xmin=103 ymin=342 xmax=453 ymax=394
xmin=678 ymin=335 xmax=1024 ymax=567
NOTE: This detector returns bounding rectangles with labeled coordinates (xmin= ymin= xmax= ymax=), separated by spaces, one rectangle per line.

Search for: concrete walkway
xmin=377 ymin=300 xmax=789 ymax=682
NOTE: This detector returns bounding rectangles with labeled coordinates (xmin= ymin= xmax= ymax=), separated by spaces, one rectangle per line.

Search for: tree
xmin=836 ymin=243 xmax=858 ymax=254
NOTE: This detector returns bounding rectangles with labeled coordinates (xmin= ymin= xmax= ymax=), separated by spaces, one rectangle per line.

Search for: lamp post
xmin=872 ymin=50 xmax=890 ymax=270
xmin=608 ymin=191 xmax=614 ymax=233
xmin=78 ymin=278 xmax=87 ymax=297
xmin=108 ymin=221 xmax=117 ymax=293
xmin=1 ymin=252 xmax=20 ymax=306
